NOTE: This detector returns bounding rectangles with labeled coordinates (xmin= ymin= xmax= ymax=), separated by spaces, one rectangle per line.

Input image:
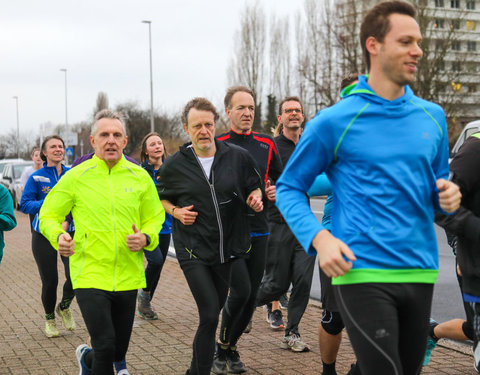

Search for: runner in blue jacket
xmin=276 ymin=2 xmax=461 ymax=374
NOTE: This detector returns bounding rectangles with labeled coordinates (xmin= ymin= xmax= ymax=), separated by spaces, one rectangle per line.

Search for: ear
xmin=277 ymin=114 xmax=282 ymax=124
xmin=366 ymin=36 xmax=379 ymax=57
xmin=123 ymin=135 xmax=128 ymax=149
xmin=183 ymin=124 xmax=189 ymax=135
xmin=225 ymin=107 xmax=231 ymax=119
xmin=90 ymin=135 xmax=95 ymax=148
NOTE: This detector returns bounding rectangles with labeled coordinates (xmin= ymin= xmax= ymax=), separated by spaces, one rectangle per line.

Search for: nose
xmin=412 ymin=42 xmax=423 ymax=58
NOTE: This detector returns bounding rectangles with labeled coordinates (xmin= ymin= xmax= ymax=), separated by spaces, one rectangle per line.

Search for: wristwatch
xmin=143 ymin=233 xmax=151 ymax=247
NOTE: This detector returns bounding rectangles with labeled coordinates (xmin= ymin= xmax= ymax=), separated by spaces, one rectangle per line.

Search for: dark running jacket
xmin=436 ymin=133 xmax=480 ymax=297
xmin=217 ymin=129 xmax=282 ymax=234
xmin=157 ymin=140 xmax=262 ymax=265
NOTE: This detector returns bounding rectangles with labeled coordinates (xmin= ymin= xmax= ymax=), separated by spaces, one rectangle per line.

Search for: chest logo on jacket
xmin=42 ymin=186 xmax=51 ymax=194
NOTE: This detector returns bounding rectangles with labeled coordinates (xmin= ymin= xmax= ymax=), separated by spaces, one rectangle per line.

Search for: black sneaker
xmin=279 ymin=293 xmax=289 ymax=309
xmin=211 ymin=343 xmax=228 ymax=375
xmin=270 ymin=309 xmax=285 ymax=330
xmin=346 ymin=363 xmax=362 ymax=375
xmin=227 ymin=346 xmax=247 ymax=374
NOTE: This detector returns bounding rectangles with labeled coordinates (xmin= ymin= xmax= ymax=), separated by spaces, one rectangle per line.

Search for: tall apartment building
xmin=337 ymin=0 xmax=480 ymax=130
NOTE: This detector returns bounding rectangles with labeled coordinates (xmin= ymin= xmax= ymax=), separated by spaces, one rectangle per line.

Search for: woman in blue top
xmin=20 ymin=135 xmax=75 ymax=338
xmin=137 ymin=132 xmax=172 ymax=320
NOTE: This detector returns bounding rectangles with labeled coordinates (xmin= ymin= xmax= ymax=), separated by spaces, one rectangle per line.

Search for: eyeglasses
xmin=284 ymin=108 xmax=303 ymax=114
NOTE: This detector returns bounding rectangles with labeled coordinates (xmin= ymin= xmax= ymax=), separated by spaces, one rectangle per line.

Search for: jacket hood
xmin=345 ymin=75 xmax=414 ymax=104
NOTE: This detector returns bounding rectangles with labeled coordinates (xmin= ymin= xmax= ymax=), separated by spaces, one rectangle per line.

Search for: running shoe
xmin=280 ymin=332 xmax=310 ymax=352
xmin=474 ymin=340 xmax=480 ymax=373
xmin=243 ymin=319 xmax=252 ymax=334
xmin=211 ymin=343 xmax=228 ymax=375
xmin=279 ymin=293 xmax=289 ymax=309
xmin=423 ymin=318 xmax=439 ymax=366
xmin=346 ymin=363 xmax=360 ymax=375
xmin=270 ymin=309 xmax=285 ymax=330
xmin=137 ymin=290 xmax=158 ymax=320
xmin=227 ymin=346 xmax=247 ymax=373
xmin=45 ymin=319 xmax=59 ymax=338
xmin=56 ymin=304 xmax=76 ymax=331
xmin=114 ymin=358 xmax=129 ymax=375
xmin=76 ymin=344 xmax=92 ymax=375
xmin=265 ymin=303 xmax=272 ymax=324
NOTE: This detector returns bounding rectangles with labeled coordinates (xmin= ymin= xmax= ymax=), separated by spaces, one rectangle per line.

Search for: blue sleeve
xmin=276 ymin=114 xmax=335 ymax=256
xmin=19 ymin=175 xmax=44 ymax=215
xmin=0 ymin=186 xmax=16 ymax=232
xmin=307 ymin=173 xmax=332 ymax=197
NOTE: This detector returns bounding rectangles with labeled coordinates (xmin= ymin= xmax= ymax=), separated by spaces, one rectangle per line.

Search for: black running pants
xmin=31 ymin=231 xmax=74 ymax=316
xmin=219 ymin=235 xmax=267 ymax=346
xmin=334 ymin=282 xmax=433 ymax=375
xmin=75 ymin=288 xmax=137 ymax=375
xmin=180 ymin=258 xmax=231 ymax=375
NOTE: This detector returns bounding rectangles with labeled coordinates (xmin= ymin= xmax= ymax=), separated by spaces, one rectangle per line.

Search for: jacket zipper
xmin=109 ymin=169 xmax=118 ymax=290
xmin=191 ymin=149 xmax=225 ymax=263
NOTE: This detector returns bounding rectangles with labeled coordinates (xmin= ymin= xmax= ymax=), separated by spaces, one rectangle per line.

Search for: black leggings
xmin=334 ymin=283 xmax=433 ymax=375
xmin=220 ymin=235 xmax=267 ymax=346
xmin=180 ymin=259 xmax=231 ymax=375
xmin=31 ymin=231 xmax=74 ymax=316
xmin=143 ymin=233 xmax=170 ymax=298
xmin=256 ymin=223 xmax=315 ymax=334
xmin=75 ymin=288 xmax=137 ymax=375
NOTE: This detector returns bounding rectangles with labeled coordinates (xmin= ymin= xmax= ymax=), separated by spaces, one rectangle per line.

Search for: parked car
xmin=0 ymin=158 xmax=25 ymax=180
xmin=450 ymin=120 xmax=480 ymax=159
xmin=0 ymin=160 xmax=33 ymax=209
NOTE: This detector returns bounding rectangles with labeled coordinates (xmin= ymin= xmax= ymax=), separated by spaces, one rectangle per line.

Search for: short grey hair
xmin=91 ymin=109 xmax=127 ymax=136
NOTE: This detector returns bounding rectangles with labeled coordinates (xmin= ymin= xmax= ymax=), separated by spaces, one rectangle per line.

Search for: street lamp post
xmin=142 ymin=20 xmax=155 ymax=132
xmin=12 ymin=96 xmax=19 ymax=159
xmin=60 ymin=68 xmax=69 ymax=140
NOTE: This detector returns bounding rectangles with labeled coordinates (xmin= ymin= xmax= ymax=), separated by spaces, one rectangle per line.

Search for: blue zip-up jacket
xmin=20 ymin=163 xmax=74 ymax=233
xmin=141 ymin=160 xmax=172 ymax=234
xmin=276 ymin=75 xmax=450 ymax=285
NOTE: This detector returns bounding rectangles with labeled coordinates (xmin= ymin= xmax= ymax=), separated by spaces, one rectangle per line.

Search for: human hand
xmin=265 ymin=180 xmax=276 ymax=202
xmin=173 ymin=205 xmax=198 ymax=225
xmin=437 ymin=179 xmax=461 ymax=213
xmin=58 ymin=233 xmax=75 ymax=257
xmin=126 ymin=224 xmax=147 ymax=252
xmin=312 ymin=230 xmax=356 ymax=277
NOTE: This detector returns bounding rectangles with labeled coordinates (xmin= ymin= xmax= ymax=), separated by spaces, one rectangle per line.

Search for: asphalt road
xmin=309 ymin=197 xmax=465 ymax=324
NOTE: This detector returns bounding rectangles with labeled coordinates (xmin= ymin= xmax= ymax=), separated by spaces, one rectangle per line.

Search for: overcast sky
xmin=1 ymin=0 xmax=301 ymax=137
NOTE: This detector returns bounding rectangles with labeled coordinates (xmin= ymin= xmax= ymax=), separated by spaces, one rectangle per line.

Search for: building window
xmin=467 ymin=1 xmax=476 ymax=9
xmin=468 ymin=84 xmax=477 ymax=93
xmin=451 ymin=0 xmax=460 ymax=7
xmin=467 ymin=21 xmax=477 ymax=31
xmin=452 ymin=62 xmax=462 ymax=72
xmin=440 ymin=61 xmax=446 ymax=71
xmin=450 ymin=19 xmax=460 ymax=29
xmin=452 ymin=41 xmax=461 ymax=51
xmin=434 ymin=19 xmax=445 ymax=28
xmin=468 ymin=41 xmax=477 ymax=51
xmin=419 ymin=0 xmax=428 ymax=5
xmin=435 ymin=0 xmax=445 ymax=6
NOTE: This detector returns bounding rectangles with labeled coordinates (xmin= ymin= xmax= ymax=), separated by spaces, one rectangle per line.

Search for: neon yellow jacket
xmin=39 ymin=155 xmax=164 ymax=291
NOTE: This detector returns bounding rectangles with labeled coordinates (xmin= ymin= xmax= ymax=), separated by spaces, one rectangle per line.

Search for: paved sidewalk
xmin=0 ymin=212 xmax=477 ymax=374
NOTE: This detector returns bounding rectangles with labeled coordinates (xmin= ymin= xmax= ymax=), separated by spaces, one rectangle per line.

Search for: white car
xmin=450 ymin=120 xmax=480 ymax=159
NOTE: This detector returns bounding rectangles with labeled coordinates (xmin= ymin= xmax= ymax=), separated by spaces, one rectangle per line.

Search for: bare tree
xmin=93 ymin=92 xmax=109 ymax=116
xmin=227 ymin=4 xmax=266 ymax=131
xmin=269 ymin=15 xmax=292 ymax=100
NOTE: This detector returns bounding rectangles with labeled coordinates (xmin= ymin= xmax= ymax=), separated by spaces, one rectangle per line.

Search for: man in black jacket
xmin=435 ymin=132 xmax=480 ymax=372
xmin=256 ymin=96 xmax=315 ymax=353
xmin=213 ymin=86 xmax=283 ymax=374
xmin=157 ymin=97 xmax=263 ymax=375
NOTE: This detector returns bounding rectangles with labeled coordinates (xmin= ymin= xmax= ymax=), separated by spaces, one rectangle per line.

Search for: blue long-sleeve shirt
xmin=276 ymin=75 xmax=450 ymax=285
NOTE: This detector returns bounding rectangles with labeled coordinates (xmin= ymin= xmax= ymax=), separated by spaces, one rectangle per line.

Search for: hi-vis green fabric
xmin=39 ymin=155 xmax=164 ymax=291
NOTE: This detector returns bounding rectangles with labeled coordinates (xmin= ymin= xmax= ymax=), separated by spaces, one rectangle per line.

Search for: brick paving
xmin=0 ymin=212 xmax=477 ymax=374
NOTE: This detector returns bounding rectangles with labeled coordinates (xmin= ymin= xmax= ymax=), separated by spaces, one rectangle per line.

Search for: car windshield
xmin=13 ymin=164 xmax=30 ymax=179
